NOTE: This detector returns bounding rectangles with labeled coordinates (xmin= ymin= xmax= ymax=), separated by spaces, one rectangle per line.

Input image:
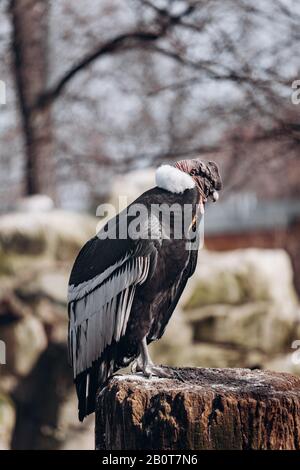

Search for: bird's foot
xmin=133 ymin=337 xmax=173 ymax=379
xmin=131 ymin=357 xmax=172 ymax=379
xmin=141 ymin=364 xmax=173 ymax=379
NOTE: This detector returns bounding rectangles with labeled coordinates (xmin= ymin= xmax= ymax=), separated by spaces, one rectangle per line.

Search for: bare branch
xmin=34 ymin=1 xmax=200 ymax=109
xmin=34 ymin=31 xmax=164 ymax=109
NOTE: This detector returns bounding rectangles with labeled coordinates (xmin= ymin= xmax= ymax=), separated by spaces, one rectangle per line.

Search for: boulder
xmin=16 ymin=268 xmax=69 ymax=307
xmin=11 ymin=342 xmax=75 ymax=450
xmin=1 ymin=202 xmax=299 ymax=451
xmin=56 ymin=393 xmax=94 ymax=450
xmin=109 ymin=169 xmax=155 ymax=209
xmin=15 ymin=195 xmax=54 ymax=213
xmin=0 ymin=209 xmax=98 ymax=449
xmin=95 ymin=168 xmax=156 ymax=232
xmin=1 ymin=314 xmax=47 ymax=377
xmin=152 ymin=341 xmax=266 ymax=370
xmin=184 ymin=249 xmax=298 ymax=309
xmin=185 ymin=302 xmax=298 ymax=354
xmin=149 ymin=308 xmax=193 ymax=364
xmin=0 ymin=210 xmax=97 ymax=274
xmin=148 ymin=248 xmax=300 ymax=370
xmin=178 ymin=248 xmax=300 ymax=363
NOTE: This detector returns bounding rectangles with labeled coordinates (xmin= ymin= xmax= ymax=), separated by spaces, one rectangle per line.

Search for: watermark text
xmin=0 ymin=340 xmax=6 ymax=365
xmin=0 ymin=80 xmax=6 ymax=105
xmin=291 ymin=80 xmax=300 ymax=105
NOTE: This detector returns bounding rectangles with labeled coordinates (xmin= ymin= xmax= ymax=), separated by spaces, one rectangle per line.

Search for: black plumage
xmin=68 ymin=159 xmax=222 ymax=421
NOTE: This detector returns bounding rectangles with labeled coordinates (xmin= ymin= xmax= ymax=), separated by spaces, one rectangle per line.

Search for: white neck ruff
xmin=155 ymin=165 xmax=195 ymax=194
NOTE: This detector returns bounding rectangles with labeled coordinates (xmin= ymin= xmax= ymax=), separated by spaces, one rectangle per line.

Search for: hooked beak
xmin=211 ymin=190 xmax=219 ymax=202
xmin=199 ymin=189 xmax=219 ymax=215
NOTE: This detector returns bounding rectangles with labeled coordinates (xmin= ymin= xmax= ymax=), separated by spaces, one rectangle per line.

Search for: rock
xmin=185 ymin=302 xmax=298 ymax=354
xmin=16 ymin=268 xmax=69 ymax=306
xmin=150 ymin=308 xmax=193 ymax=364
xmin=8 ymin=267 xmax=70 ymax=344
xmin=110 ymin=169 xmax=155 ymax=209
xmin=0 ymin=209 xmax=99 ymax=449
xmin=1 ymin=203 xmax=299 ymax=451
xmin=11 ymin=343 xmax=75 ymax=450
xmin=33 ymin=299 xmax=67 ymax=344
xmin=178 ymin=249 xmax=300 ymax=362
xmin=95 ymin=168 xmax=156 ymax=233
xmin=0 ymin=291 xmax=31 ymax=322
xmin=57 ymin=395 xmax=94 ymax=450
xmin=150 ymin=309 xmax=267 ymax=369
xmin=15 ymin=195 xmax=54 ymax=213
xmin=1 ymin=314 xmax=47 ymax=377
xmin=0 ymin=210 xmax=97 ymax=274
xmin=0 ymin=392 xmax=16 ymax=450
xmin=184 ymin=249 xmax=298 ymax=309
xmin=96 ymin=368 xmax=300 ymax=450
xmin=152 ymin=341 xmax=266 ymax=370
xmin=60 ymin=426 xmax=94 ymax=450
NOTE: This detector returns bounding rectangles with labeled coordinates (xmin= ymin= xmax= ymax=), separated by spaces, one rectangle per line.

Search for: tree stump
xmin=95 ymin=367 xmax=300 ymax=450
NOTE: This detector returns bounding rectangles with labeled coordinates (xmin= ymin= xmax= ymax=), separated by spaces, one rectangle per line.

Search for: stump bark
xmin=95 ymin=367 xmax=300 ymax=450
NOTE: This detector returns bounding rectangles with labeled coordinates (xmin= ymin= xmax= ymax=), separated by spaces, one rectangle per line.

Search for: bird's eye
xmin=190 ymin=169 xmax=197 ymax=176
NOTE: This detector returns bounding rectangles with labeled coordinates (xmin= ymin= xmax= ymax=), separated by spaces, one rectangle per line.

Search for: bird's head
xmin=174 ymin=159 xmax=222 ymax=209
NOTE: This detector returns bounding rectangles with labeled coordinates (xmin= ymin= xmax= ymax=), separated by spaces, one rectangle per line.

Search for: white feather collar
xmin=155 ymin=164 xmax=195 ymax=194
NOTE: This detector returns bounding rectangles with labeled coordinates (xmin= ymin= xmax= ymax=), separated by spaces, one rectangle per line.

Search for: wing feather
xmin=68 ymin=247 xmax=155 ymax=378
xmin=148 ymin=247 xmax=199 ymax=341
xmin=68 ymin=207 xmax=160 ymax=420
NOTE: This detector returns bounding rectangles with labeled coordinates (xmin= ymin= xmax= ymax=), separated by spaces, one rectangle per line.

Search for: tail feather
xmin=75 ymin=372 xmax=88 ymax=422
xmin=75 ymin=357 xmax=115 ymax=422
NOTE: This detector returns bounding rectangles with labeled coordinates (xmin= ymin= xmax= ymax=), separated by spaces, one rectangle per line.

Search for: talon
xmin=141 ymin=364 xmax=173 ymax=379
xmin=151 ymin=366 xmax=173 ymax=379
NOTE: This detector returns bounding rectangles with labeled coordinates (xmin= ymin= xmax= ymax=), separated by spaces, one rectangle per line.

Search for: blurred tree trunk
xmin=10 ymin=0 xmax=55 ymax=198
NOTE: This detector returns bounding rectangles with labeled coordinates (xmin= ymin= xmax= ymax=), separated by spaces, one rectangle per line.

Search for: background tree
xmin=10 ymin=0 xmax=53 ymax=196
xmin=0 ymin=0 xmax=299 ymax=208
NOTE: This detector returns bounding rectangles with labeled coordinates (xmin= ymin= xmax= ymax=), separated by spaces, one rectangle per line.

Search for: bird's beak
xmin=211 ymin=190 xmax=219 ymax=202
xmin=199 ymin=190 xmax=219 ymax=215
xmin=200 ymin=190 xmax=219 ymax=215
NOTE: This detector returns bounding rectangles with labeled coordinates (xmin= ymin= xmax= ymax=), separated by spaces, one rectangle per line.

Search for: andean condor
xmin=68 ymin=159 xmax=222 ymax=421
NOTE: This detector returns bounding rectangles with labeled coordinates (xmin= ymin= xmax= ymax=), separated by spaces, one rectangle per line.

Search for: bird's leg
xmin=139 ymin=336 xmax=173 ymax=379
xmin=137 ymin=336 xmax=153 ymax=377
xmin=130 ymin=337 xmax=152 ymax=374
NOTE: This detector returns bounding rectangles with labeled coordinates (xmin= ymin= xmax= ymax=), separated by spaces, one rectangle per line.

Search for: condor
xmin=68 ymin=159 xmax=222 ymax=421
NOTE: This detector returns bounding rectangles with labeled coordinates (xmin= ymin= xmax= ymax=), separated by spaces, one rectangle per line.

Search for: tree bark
xmin=10 ymin=0 xmax=54 ymax=197
xmin=96 ymin=367 xmax=300 ymax=450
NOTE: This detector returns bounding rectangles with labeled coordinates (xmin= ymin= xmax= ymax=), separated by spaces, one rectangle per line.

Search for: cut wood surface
xmin=95 ymin=367 xmax=300 ymax=450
